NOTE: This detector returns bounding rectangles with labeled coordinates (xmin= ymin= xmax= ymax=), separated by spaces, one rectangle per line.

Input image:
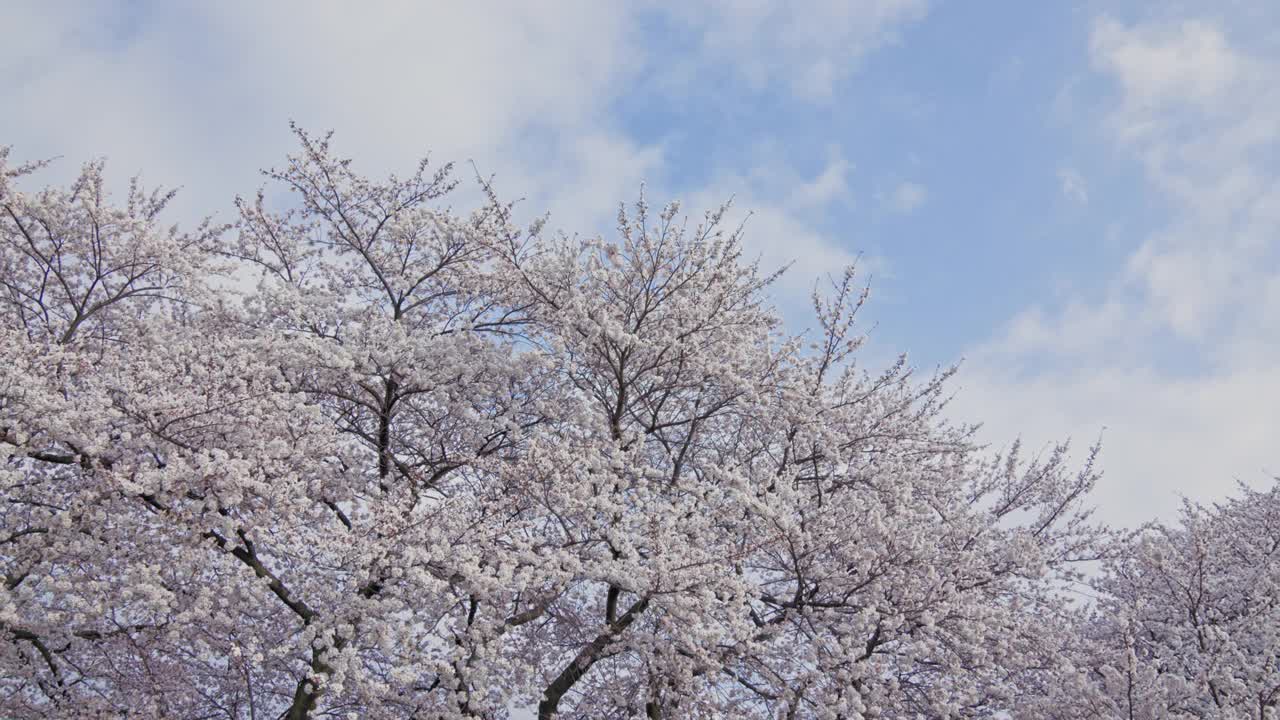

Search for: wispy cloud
xmin=2 ymin=2 xmax=665 ymax=234
xmin=789 ymin=147 xmax=853 ymax=209
xmin=881 ymin=180 xmax=928 ymax=213
xmin=662 ymin=0 xmax=930 ymax=100
xmin=958 ymin=12 xmax=1280 ymax=525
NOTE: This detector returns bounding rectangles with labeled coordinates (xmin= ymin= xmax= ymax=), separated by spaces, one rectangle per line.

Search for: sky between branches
xmin=4 ymin=0 xmax=1277 ymax=527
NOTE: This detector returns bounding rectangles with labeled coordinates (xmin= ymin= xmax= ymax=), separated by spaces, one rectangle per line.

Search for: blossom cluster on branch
xmin=0 ymin=133 xmax=1273 ymax=719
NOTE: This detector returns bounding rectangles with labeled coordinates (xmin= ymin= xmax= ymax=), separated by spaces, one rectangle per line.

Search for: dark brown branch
xmin=204 ymin=530 xmax=316 ymax=624
xmin=538 ymin=596 xmax=650 ymax=719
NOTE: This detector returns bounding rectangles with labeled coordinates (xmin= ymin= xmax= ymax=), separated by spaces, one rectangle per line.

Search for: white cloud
xmin=789 ymin=148 xmax=853 ymax=209
xmin=1 ymin=2 xmax=657 ymax=233
xmin=882 ymin=180 xmax=927 ymax=213
xmin=497 ymin=133 xmax=668 ymax=238
xmin=956 ymin=365 xmax=1280 ymax=527
xmin=971 ymin=299 xmax=1133 ymax=365
xmin=663 ymin=0 xmax=930 ymax=101
xmin=957 ymin=12 xmax=1280 ymax=526
xmin=1091 ymin=18 xmax=1243 ymax=113
xmin=680 ymin=161 xmax=863 ymax=303
xmin=1078 ymin=14 xmax=1280 ymax=346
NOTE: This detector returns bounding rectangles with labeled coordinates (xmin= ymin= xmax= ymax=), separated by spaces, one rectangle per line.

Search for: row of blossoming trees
xmin=0 ymin=131 xmax=1276 ymax=719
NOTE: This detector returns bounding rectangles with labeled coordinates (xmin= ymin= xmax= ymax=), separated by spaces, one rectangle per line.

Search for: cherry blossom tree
xmin=1 ymin=131 xmax=1107 ymax=719
xmin=1055 ymin=483 xmax=1280 ymax=720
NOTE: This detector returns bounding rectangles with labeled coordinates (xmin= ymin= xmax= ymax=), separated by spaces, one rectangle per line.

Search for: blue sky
xmin=5 ymin=1 xmax=1279 ymax=526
